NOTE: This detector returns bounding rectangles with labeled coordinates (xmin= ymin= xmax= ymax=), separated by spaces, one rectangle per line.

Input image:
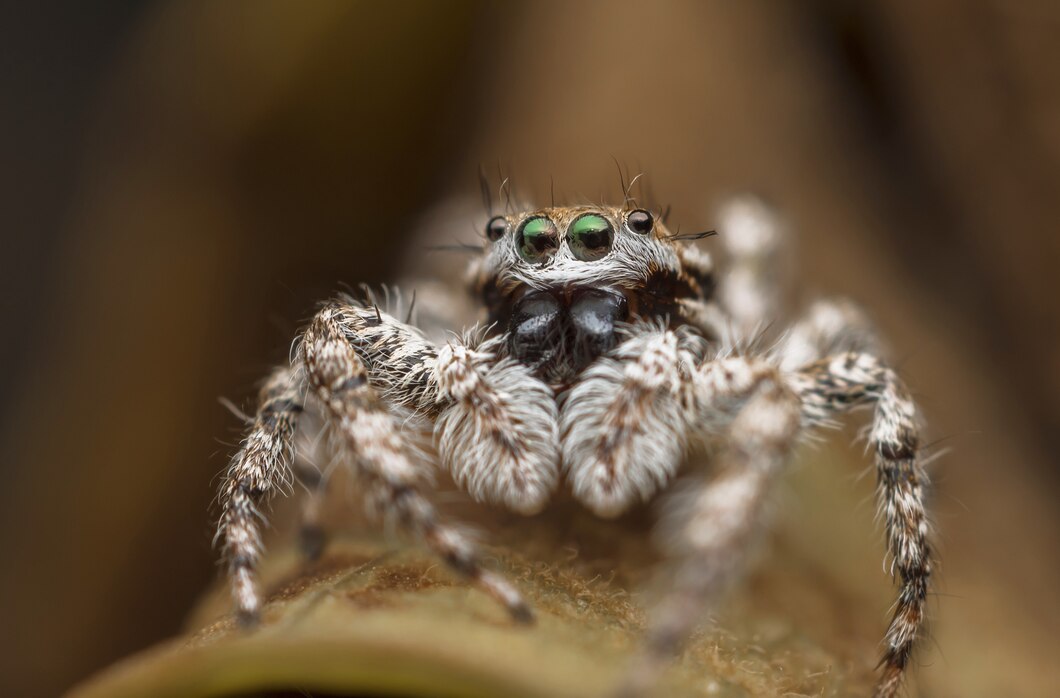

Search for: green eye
xmin=516 ymin=216 xmax=559 ymax=263
xmin=567 ymin=213 xmax=614 ymax=261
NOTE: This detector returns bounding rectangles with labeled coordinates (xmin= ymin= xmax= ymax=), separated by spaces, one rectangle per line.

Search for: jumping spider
xmin=217 ymin=194 xmax=932 ymax=698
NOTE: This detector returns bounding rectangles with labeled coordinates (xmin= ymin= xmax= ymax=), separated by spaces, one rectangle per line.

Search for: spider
xmin=216 ymin=190 xmax=932 ymax=698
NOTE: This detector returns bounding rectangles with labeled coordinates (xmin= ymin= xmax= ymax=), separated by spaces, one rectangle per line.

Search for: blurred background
xmin=2 ymin=1 xmax=1058 ymax=696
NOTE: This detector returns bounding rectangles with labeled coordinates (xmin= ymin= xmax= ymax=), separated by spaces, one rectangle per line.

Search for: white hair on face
xmin=482 ymin=206 xmax=683 ymax=294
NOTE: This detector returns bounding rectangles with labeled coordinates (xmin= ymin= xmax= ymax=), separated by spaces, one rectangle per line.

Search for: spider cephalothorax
xmin=215 ymin=194 xmax=933 ymax=698
xmin=474 ymin=205 xmax=712 ymax=385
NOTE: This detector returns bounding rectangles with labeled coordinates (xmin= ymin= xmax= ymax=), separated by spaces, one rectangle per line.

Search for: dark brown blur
xmin=1 ymin=2 xmax=1058 ymax=697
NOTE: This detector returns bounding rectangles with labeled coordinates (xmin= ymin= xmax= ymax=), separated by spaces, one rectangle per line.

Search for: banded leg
xmin=796 ymin=352 xmax=931 ymax=698
xmin=617 ymin=358 xmax=801 ymax=697
xmin=301 ymin=304 xmax=533 ymax=622
xmin=217 ymin=366 xmax=304 ymax=624
xmin=777 ymin=297 xmax=880 ymax=371
xmin=561 ymin=324 xmax=702 ymax=518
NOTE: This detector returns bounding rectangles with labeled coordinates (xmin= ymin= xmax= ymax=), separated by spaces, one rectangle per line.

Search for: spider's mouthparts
xmin=509 ymin=287 xmax=628 ymax=378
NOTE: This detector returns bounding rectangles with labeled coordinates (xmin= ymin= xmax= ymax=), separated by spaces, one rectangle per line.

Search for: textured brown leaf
xmin=70 ymin=448 xmax=885 ymax=698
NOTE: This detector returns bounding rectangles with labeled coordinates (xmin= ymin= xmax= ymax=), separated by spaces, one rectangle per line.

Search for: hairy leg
xmin=670 ymin=243 xmax=735 ymax=346
xmin=292 ymin=459 xmax=329 ymax=561
xmin=777 ymin=297 xmax=880 ymax=371
xmin=561 ymin=323 xmax=703 ymax=518
xmin=300 ymin=303 xmax=534 ymax=622
xmin=715 ymin=196 xmax=787 ymax=340
xmin=323 ymin=293 xmax=562 ymax=514
xmin=216 ymin=366 xmax=304 ymax=624
xmin=795 ymin=352 xmax=931 ymax=698
xmin=617 ymin=358 xmax=801 ymax=696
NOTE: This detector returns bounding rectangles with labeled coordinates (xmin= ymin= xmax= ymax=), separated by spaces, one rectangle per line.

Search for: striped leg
xmin=796 ymin=352 xmax=931 ymax=698
xmin=777 ymin=297 xmax=880 ymax=371
xmin=300 ymin=304 xmax=533 ymax=622
xmin=217 ymin=366 xmax=304 ymax=624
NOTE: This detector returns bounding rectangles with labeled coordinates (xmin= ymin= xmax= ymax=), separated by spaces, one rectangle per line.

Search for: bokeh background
xmin=2 ymin=2 xmax=1059 ymax=696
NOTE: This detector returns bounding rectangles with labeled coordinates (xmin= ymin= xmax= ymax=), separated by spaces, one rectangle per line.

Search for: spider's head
xmin=471 ymin=205 xmax=711 ymax=384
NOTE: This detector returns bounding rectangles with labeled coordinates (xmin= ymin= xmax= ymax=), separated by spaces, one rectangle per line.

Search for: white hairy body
xmin=216 ymin=191 xmax=933 ymax=698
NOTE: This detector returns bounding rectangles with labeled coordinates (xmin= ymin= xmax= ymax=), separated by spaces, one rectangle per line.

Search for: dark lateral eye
xmin=516 ymin=216 xmax=559 ymax=263
xmin=567 ymin=213 xmax=614 ymax=261
xmin=626 ymin=209 xmax=654 ymax=235
xmin=486 ymin=215 xmax=509 ymax=241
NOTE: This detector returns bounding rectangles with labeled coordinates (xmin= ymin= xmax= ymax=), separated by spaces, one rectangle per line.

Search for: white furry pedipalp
xmin=435 ymin=343 xmax=560 ymax=514
xmin=562 ymin=327 xmax=698 ymax=517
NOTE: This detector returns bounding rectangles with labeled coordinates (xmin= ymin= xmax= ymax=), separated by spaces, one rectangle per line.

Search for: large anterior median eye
xmin=516 ymin=216 xmax=559 ymax=263
xmin=567 ymin=213 xmax=614 ymax=261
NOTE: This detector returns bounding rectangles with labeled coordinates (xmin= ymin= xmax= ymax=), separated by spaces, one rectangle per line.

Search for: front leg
xmin=777 ymin=297 xmax=881 ymax=371
xmin=300 ymin=302 xmax=535 ymax=622
xmin=319 ymin=294 xmax=562 ymax=514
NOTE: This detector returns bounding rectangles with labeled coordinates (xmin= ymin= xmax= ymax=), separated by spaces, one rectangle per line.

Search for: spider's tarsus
xmin=508 ymin=600 xmax=535 ymax=625
xmin=235 ymin=608 xmax=261 ymax=630
xmin=473 ymin=567 xmax=536 ymax=625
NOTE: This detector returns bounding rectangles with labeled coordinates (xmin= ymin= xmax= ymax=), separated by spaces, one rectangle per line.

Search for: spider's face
xmin=473 ymin=205 xmax=704 ymax=384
